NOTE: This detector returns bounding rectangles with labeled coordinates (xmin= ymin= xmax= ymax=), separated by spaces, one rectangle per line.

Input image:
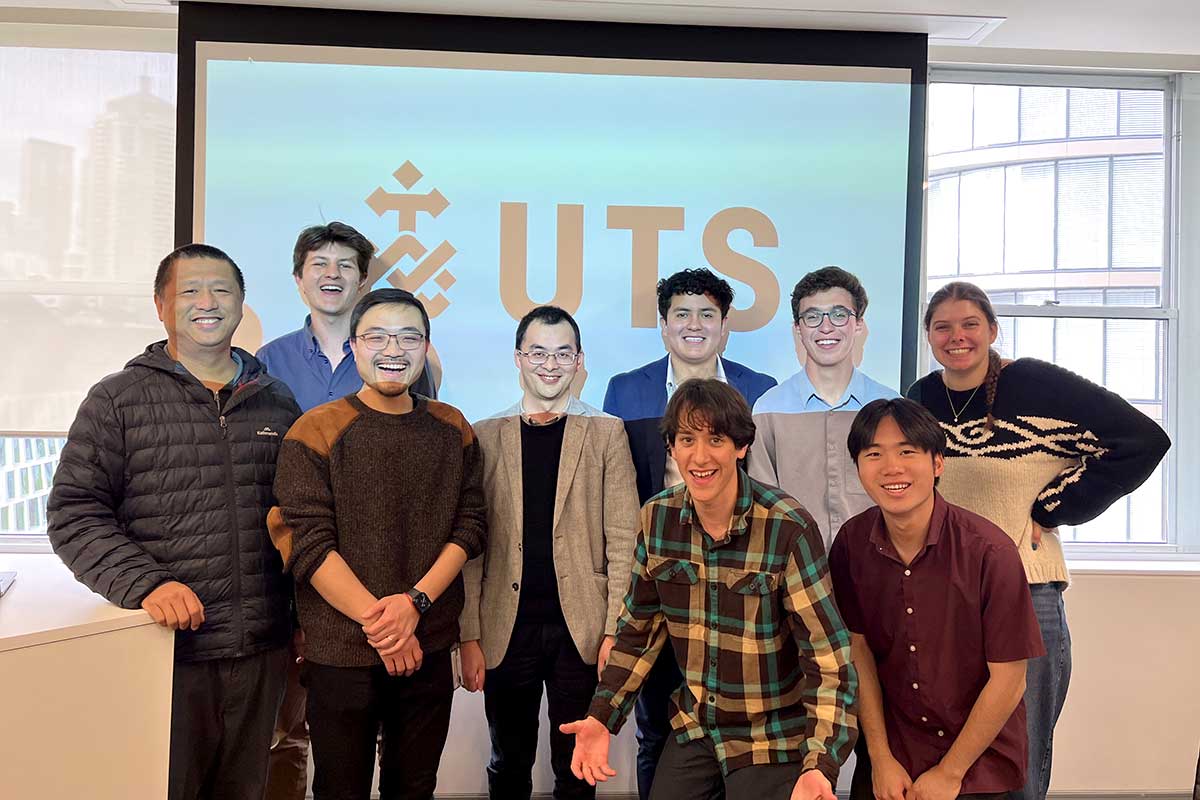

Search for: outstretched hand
xmin=559 ymin=717 xmax=616 ymax=786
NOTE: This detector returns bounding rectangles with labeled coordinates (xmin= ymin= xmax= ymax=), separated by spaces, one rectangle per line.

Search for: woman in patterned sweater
xmin=906 ymin=281 xmax=1170 ymax=800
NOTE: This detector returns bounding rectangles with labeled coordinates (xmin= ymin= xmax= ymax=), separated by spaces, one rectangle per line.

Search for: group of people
xmin=45 ymin=221 xmax=1170 ymax=800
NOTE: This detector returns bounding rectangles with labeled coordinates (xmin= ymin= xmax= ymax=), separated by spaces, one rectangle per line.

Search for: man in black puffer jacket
xmin=48 ymin=243 xmax=302 ymax=800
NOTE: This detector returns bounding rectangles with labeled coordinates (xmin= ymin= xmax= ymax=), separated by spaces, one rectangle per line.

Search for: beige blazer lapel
xmin=500 ymin=413 xmax=524 ymax=534
xmin=552 ymin=414 xmax=586 ymax=530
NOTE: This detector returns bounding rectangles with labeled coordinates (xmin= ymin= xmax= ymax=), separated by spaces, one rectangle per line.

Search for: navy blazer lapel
xmin=646 ymin=356 xmax=670 ymax=493
xmin=723 ymin=358 xmax=754 ymax=398
xmin=643 ymin=355 xmax=670 ymax=417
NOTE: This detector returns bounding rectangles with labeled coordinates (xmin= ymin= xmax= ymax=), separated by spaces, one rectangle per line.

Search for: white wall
xmin=1049 ymin=568 xmax=1200 ymax=793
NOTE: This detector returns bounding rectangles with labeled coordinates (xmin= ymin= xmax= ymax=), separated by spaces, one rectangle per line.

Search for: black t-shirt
xmin=516 ymin=416 xmax=567 ymax=625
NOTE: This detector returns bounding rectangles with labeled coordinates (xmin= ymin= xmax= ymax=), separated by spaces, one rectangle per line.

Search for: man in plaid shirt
xmin=561 ymin=378 xmax=858 ymax=799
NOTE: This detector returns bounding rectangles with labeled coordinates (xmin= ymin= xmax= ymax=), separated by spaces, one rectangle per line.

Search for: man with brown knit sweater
xmin=268 ymin=288 xmax=487 ymax=800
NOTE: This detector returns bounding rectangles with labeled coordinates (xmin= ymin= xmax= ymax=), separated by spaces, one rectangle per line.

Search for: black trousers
xmin=302 ymin=650 xmax=454 ymax=800
xmin=483 ymin=620 xmax=598 ymax=800
xmin=647 ymin=736 xmax=807 ymax=800
xmin=633 ymin=645 xmax=684 ymax=800
xmin=168 ymin=646 xmax=290 ymax=800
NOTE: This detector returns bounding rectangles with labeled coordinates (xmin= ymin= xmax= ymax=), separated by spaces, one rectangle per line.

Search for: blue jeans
xmin=1019 ymin=582 xmax=1072 ymax=800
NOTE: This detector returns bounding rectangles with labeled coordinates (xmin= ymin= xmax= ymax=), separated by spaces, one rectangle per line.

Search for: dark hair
xmin=661 ymin=378 xmax=756 ymax=450
xmin=292 ymin=221 xmax=375 ymax=281
xmin=790 ymin=266 xmax=869 ymax=323
xmin=154 ymin=243 xmax=244 ymax=298
xmin=350 ymin=288 xmax=430 ymax=339
xmin=656 ymin=268 xmax=734 ymax=320
xmin=847 ymin=398 xmax=947 ymax=463
xmin=923 ymin=280 xmax=1003 ymax=431
xmin=515 ymin=305 xmax=582 ymax=352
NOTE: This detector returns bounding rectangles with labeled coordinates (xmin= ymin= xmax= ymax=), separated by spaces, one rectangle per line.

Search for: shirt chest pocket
xmin=646 ymin=557 xmax=701 ymax=618
xmin=720 ymin=568 xmax=782 ymax=629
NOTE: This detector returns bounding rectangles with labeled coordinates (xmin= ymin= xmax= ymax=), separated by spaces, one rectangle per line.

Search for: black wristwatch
xmin=406 ymin=588 xmax=432 ymax=614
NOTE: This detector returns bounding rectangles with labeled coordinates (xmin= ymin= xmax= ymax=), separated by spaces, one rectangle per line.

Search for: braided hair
xmin=924 ymin=281 xmax=1003 ymax=431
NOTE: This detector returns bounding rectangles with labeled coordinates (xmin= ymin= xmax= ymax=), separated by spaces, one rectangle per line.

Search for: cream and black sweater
xmin=907 ymin=358 xmax=1170 ymax=585
xmin=269 ymin=394 xmax=487 ymax=667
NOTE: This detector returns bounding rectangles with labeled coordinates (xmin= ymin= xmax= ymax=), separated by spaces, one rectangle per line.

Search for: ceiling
xmin=3 ymin=0 xmax=1199 ymax=66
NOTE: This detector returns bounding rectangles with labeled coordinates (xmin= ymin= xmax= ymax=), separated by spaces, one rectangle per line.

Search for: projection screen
xmin=177 ymin=6 xmax=928 ymax=426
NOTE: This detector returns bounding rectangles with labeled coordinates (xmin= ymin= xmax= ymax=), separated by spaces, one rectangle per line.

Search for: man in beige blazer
xmin=460 ymin=305 xmax=640 ymax=800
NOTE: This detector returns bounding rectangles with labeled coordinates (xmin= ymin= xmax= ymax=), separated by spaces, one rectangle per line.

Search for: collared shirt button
xmin=921 ymin=716 xmax=928 ymax=722
xmin=904 ymin=569 xmax=911 ymax=576
xmin=906 ymin=607 xmax=913 ymax=615
xmin=708 ymin=695 xmax=715 ymax=704
xmin=512 ymin=582 xmax=519 ymax=591
xmin=909 ymin=644 xmax=916 ymax=652
xmin=938 ymin=730 xmax=945 ymax=737
xmin=912 ymin=682 xmax=919 ymax=690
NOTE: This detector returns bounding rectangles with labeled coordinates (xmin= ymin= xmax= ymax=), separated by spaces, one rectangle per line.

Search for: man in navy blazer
xmin=602 ymin=267 xmax=776 ymax=800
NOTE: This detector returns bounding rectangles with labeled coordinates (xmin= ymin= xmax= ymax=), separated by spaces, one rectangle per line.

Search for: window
xmin=927 ymin=73 xmax=1177 ymax=551
xmin=0 ymin=36 xmax=175 ymax=544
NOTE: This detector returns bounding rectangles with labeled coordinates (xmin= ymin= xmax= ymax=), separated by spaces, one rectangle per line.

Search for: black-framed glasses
xmin=517 ymin=350 xmax=580 ymax=366
xmin=356 ymin=332 xmax=426 ymax=351
xmin=798 ymin=306 xmax=857 ymax=328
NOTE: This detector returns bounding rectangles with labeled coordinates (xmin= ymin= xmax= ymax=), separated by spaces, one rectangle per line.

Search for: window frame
xmin=924 ymin=67 xmax=1192 ymax=559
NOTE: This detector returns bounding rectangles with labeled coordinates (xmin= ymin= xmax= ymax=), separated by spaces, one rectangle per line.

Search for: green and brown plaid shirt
xmin=586 ymin=468 xmax=858 ymax=783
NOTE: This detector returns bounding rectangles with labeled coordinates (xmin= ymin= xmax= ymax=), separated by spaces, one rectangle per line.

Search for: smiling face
xmin=855 ymin=415 xmax=944 ymax=522
xmin=670 ymin=416 xmax=748 ymax=510
xmin=515 ymin=319 xmax=582 ymax=406
xmin=295 ymin=241 xmax=367 ymax=318
xmin=349 ymin=302 xmax=428 ymax=398
xmin=927 ymin=298 xmax=998 ymax=379
xmin=793 ymin=286 xmax=863 ymax=369
xmin=660 ymin=292 xmax=728 ymax=366
xmin=154 ymin=255 xmax=244 ymax=358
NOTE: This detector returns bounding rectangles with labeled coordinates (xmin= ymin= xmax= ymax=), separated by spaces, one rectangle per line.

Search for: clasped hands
xmin=872 ymin=751 xmax=962 ymax=800
xmin=362 ymin=593 xmax=422 ymax=677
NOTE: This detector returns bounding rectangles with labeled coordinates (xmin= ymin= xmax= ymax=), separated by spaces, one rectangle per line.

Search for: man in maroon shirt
xmin=829 ymin=398 xmax=1044 ymax=800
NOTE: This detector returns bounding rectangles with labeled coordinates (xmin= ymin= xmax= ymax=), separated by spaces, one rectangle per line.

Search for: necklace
xmin=944 ymin=381 xmax=981 ymax=423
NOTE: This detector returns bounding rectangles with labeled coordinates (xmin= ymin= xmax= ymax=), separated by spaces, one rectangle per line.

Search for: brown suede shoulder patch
xmin=285 ymin=398 xmax=361 ymax=457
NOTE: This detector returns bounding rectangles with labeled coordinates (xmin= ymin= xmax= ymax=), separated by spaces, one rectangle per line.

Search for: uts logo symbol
xmin=366 ymin=160 xmax=457 ymax=317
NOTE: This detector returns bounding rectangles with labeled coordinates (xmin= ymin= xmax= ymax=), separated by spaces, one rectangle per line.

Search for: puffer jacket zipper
xmin=214 ymin=388 xmax=245 ymax=656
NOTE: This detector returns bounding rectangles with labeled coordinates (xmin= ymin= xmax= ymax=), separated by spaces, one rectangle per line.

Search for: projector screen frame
xmin=176 ymin=0 xmax=928 ymax=388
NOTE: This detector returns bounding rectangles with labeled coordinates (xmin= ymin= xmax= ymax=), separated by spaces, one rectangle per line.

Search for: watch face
xmin=410 ymin=590 xmax=431 ymax=613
